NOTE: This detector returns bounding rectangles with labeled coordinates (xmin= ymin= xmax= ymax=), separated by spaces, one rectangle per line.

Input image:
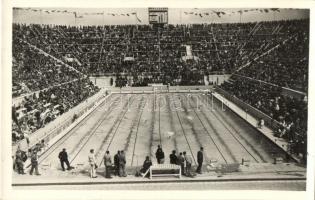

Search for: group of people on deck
xmin=86 ymin=145 xmax=204 ymax=179
xmin=155 ymin=145 xmax=204 ymax=177
xmin=14 ymin=143 xmax=205 ymax=179
xmin=88 ymin=149 xmax=127 ymax=178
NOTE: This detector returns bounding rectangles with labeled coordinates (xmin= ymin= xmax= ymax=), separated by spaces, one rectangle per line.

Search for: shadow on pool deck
xmin=12 ymin=162 xmax=306 ymax=186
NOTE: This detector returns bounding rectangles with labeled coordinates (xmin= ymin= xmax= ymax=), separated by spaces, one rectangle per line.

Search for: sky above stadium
xmin=13 ymin=8 xmax=309 ymax=25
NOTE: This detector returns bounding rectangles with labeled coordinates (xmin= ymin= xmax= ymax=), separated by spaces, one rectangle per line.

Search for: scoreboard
xmin=148 ymin=7 xmax=168 ymax=24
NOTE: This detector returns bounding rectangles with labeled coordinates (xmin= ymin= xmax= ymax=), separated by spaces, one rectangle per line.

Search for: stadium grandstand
xmin=11 ymin=8 xmax=309 ymax=188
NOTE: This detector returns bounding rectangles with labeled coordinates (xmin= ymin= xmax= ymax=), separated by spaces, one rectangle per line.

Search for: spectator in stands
xmin=12 ymin=20 xmax=307 ymax=88
xmin=169 ymin=150 xmax=177 ymax=164
xmin=34 ymin=142 xmax=42 ymax=153
xmin=39 ymin=139 xmax=47 ymax=153
xmin=220 ymin=75 xmax=307 ymax=157
xmin=27 ymin=148 xmax=32 ymax=157
xmin=11 ymin=78 xmax=100 ymax=144
xmin=155 ymin=145 xmax=165 ymax=164
xmin=24 ymin=131 xmax=30 ymax=147
xmin=257 ymin=118 xmax=265 ymax=129
xmin=103 ymin=151 xmax=113 ymax=179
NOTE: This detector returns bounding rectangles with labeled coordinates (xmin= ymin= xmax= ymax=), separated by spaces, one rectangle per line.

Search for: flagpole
xmin=40 ymin=10 xmax=43 ymax=24
xmin=103 ymin=11 xmax=105 ymax=25
xmin=180 ymin=8 xmax=182 ymax=24
xmin=74 ymin=12 xmax=77 ymax=26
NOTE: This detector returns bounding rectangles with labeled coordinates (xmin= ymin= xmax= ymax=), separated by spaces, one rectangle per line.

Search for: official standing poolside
xmin=29 ymin=149 xmax=41 ymax=176
xmin=88 ymin=149 xmax=97 ymax=178
xmin=196 ymin=147 xmax=204 ymax=174
xmin=58 ymin=148 xmax=73 ymax=171
xmin=119 ymin=150 xmax=127 ymax=177
xmin=104 ymin=151 xmax=113 ymax=178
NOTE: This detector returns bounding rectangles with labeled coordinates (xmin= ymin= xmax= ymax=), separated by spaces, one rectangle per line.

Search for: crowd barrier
xmin=109 ymin=85 xmax=212 ymax=92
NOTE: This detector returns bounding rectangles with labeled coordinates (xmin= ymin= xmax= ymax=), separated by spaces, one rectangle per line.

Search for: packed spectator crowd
xmin=12 ymin=36 xmax=81 ymax=97
xmin=12 ymin=78 xmax=100 ymax=143
xmin=217 ymin=20 xmax=308 ymax=160
xmin=236 ymin=20 xmax=309 ymax=92
xmin=220 ymin=76 xmax=307 ymax=159
xmin=13 ymin=19 xmax=308 ymax=88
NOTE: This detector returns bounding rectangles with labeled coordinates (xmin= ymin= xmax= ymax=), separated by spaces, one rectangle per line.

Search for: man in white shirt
xmin=88 ymin=149 xmax=97 ymax=178
xmin=183 ymin=151 xmax=193 ymax=177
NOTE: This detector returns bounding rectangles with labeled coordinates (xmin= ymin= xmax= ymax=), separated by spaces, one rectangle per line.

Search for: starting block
xmin=210 ymin=159 xmax=218 ymax=165
xmin=69 ymin=163 xmax=84 ymax=175
xmin=40 ymin=163 xmax=51 ymax=170
xmin=274 ymin=157 xmax=284 ymax=164
xmin=216 ymin=163 xmax=240 ymax=174
xmin=76 ymin=163 xmax=84 ymax=169
xmin=208 ymin=159 xmax=218 ymax=169
xmin=241 ymin=158 xmax=250 ymax=166
xmin=41 ymin=163 xmax=51 ymax=167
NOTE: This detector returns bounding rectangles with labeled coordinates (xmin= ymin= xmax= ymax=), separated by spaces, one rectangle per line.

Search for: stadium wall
xmin=106 ymin=85 xmax=213 ymax=93
xmin=281 ymin=87 xmax=307 ymax=99
xmin=90 ymin=76 xmax=116 ymax=88
xmin=90 ymin=75 xmax=231 ymax=88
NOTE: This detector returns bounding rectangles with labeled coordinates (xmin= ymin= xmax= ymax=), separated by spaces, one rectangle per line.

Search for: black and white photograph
xmin=1 ymin=2 xmax=315 ymax=200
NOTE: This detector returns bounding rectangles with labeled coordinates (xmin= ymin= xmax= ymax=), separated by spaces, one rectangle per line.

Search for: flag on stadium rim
xmin=13 ymin=8 xmax=143 ymax=20
xmin=14 ymin=7 xmax=282 ymax=19
xmin=131 ymin=12 xmax=142 ymax=23
xmin=182 ymin=8 xmax=283 ymax=18
xmin=74 ymin=12 xmax=83 ymax=18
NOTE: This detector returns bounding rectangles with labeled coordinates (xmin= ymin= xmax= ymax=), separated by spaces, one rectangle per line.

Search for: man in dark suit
xmin=103 ymin=151 xmax=112 ymax=178
xmin=58 ymin=148 xmax=73 ymax=171
xmin=155 ymin=145 xmax=165 ymax=164
xmin=140 ymin=156 xmax=152 ymax=177
xmin=114 ymin=151 xmax=120 ymax=176
xmin=196 ymin=147 xmax=204 ymax=174
xmin=169 ymin=150 xmax=177 ymax=164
